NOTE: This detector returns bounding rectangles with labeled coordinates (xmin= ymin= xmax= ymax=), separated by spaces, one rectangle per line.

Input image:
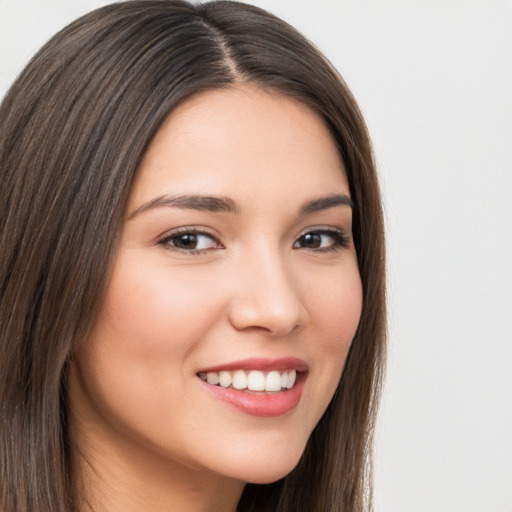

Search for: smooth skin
xmin=68 ymin=84 xmax=363 ymax=512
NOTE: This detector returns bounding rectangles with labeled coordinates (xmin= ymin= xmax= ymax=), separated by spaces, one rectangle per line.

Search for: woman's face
xmin=69 ymin=85 xmax=362 ymax=488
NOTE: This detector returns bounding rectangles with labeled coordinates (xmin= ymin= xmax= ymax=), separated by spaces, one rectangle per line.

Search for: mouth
xmin=196 ymin=357 xmax=308 ymax=417
xmin=198 ymin=369 xmax=298 ymax=393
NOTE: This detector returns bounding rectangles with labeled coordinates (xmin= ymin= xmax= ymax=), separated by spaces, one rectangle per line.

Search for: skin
xmin=68 ymin=84 xmax=363 ymax=512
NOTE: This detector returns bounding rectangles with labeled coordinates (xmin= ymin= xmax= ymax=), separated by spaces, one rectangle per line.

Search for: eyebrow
xmin=128 ymin=194 xmax=239 ymax=219
xmin=128 ymin=192 xmax=353 ymax=220
xmin=299 ymin=194 xmax=353 ymax=214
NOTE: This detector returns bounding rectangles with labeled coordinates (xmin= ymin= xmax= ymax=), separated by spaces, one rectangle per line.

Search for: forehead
xmin=130 ymin=84 xmax=349 ymax=208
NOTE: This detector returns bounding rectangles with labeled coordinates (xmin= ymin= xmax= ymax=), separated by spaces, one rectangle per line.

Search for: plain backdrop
xmin=1 ymin=1 xmax=511 ymax=511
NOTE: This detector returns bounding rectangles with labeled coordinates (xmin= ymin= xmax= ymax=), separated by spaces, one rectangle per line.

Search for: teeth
xmin=206 ymin=372 xmax=219 ymax=385
xmin=219 ymin=371 xmax=232 ymax=388
xmin=287 ymin=370 xmax=296 ymax=389
xmin=265 ymin=371 xmax=282 ymax=392
xmin=247 ymin=370 xmax=265 ymax=391
xmin=232 ymin=370 xmax=248 ymax=390
xmin=199 ymin=369 xmax=299 ymax=391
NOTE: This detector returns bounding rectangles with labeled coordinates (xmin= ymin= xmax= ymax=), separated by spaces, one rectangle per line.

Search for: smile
xmin=197 ymin=357 xmax=308 ymax=417
xmin=198 ymin=369 xmax=297 ymax=392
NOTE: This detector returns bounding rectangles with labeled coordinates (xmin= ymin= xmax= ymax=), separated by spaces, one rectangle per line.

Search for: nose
xmin=227 ymin=250 xmax=308 ymax=337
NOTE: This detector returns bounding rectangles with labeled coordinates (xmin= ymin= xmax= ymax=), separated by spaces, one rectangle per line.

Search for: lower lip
xmin=200 ymin=373 xmax=307 ymax=417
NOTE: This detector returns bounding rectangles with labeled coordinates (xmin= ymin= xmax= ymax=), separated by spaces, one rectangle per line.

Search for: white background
xmin=1 ymin=1 xmax=510 ymax=511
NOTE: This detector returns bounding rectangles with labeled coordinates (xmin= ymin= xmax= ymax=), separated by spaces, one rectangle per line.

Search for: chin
xmin=224 ymin=445 xmax=306 ymax=485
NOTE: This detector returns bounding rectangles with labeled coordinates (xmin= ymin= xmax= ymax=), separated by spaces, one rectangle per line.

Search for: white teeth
xmin=246 ymin=370 xmax=265 ymax=391
xmin=219 ymin=371 xmax=232 ymax=388
xmin=286 ymin=370 xmax=296 ymax=389
xmin=232 ymin=370 xmax=247 ymax=390
xmin=206 ymin=372 xmax=219 ymax=385
xmin=265 ymin=371 xmax=282 ymax=392
xmin=200 ymin=368 xmax=300 ymax=391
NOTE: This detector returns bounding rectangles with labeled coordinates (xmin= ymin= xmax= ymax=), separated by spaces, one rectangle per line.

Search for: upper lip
xmin=197 ymin=357 xmax=308 ymax=374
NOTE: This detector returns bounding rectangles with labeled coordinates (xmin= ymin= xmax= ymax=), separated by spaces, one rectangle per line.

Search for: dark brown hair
xmin=0 ymin=1 xmax=386 ymax=510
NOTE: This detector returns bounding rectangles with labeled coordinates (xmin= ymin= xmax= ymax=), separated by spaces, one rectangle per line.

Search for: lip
xmin=197 ymin=357 xmax=309 ymax=418
xmin=199 ymin=372 xmax=307 ymax=417
xmin=197 ymin=356 xmax=308 ymax=374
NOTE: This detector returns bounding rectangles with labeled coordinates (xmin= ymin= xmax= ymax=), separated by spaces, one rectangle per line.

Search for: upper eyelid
xmin=158 ymin=226 xmax=220 ymax=242
xmin=158 ymin=225 xmax=346 ymax=237
xmin=296 ymin=225 xmax=348 ymax=237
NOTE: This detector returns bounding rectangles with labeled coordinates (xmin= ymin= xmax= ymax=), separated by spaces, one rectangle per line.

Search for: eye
xmin=293 ymin=229 xmax=349 ymax=251
xmin=159 ymin=229 xmax=222 ymax=253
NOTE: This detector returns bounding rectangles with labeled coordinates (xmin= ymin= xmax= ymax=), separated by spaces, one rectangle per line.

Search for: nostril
xmin=227 ymin=295 xmax=307 ymax=336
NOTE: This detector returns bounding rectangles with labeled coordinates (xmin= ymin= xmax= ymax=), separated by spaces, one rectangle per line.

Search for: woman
xmin=0 ymin=1 xmax=386 ymax=511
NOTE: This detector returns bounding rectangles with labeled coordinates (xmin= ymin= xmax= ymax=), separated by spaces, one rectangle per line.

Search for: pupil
xmin=176 ymin=233 xmax=197 ymax=249
xmin=302 ymin=233 xmax=320 ymax=248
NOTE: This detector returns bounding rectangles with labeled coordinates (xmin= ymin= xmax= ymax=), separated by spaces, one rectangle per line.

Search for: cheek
xmin=75 ymin=257 xmax=225 ymax=427
xmin=296 ymin=260 xmax=363 ymax=422
xmin=70 ymin=258 xmax=228 ymax=459
xmin=307 ymin=262 xmax=363 ymax=353
xmin=98 ymin=257 xmax=223 ymax=362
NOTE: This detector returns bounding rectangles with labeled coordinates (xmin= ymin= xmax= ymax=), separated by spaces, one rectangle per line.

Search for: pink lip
xmin=199 ymin=372 xmax=307 ymax=417
xmin=197 ymin=356 xmax=308 ymax=374
xmin=197 ymin=357 xmax=309 ymax=418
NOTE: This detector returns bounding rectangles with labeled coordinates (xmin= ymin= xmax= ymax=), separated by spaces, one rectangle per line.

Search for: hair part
xmin=0 ymin=2 xmax=386 ymax=511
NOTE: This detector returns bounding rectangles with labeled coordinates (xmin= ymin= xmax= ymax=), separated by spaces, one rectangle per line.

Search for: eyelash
xmin=294 ymin=228 xmax=350 ymax=252
xmin=158 ymin=227 xmax=350 ymax=254
xmin=158 ymin=227 xmax=221 ymax=255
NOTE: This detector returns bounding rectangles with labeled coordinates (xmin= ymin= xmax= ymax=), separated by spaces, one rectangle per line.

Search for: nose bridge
xmin=228 ymin=242 xmax=306 ymax=336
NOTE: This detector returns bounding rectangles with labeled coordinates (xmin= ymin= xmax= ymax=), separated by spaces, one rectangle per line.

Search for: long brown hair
xmin=0 ymin=1 xmax=386 ymax=510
